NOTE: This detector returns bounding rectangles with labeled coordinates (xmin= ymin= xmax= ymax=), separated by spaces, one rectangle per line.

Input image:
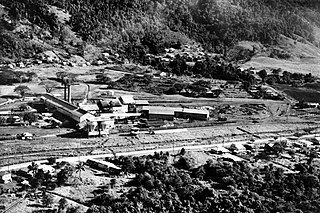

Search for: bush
xmin=47 ymin=157 xmax=56 ymax=165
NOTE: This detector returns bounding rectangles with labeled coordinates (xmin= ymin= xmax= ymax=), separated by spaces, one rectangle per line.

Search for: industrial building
xmin=142 ymin=106 xmax=210 ymax=121
xmin=174 ymin=108 xmax=209 ymax=121
xmin=41 ymin=94 xmax=113 ymax=137
xmin=41 ymin=94 xmax=94 ymax=123
xmin=134 ymin=100 xmax=149 ymax=112
xmin=97 ymin=99 xmax=128 ymax=113
xmin=142 ymin=106 xmax=179 ymax=121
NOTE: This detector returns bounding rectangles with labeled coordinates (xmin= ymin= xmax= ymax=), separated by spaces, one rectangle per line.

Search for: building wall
xmin=149 ymin=113 xmax=174 ymax=121
xmin=174 ymin=111 xmax=209 ymax=121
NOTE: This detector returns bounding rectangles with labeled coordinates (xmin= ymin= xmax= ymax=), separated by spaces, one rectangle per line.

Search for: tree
xmin=180 ymin=148 xmax=186 ymax=155
xmin=0 ymin=116 xmax=6 ymax=124
xmin=57 ymin=166 xmax=73 ymax=186
xmin=28 ymin=162 xmax=39 ymax=177
xmin=110 ymin=178 xmax=116 ymax=188
xmin=75 ymin=162 xmax=85 ymax=181
xmin=58 ymin=198 xmax=68 ymax=212
xmin=14 ymin=85 xmax=30 ymax=98
xmin=42 ymin=193 xmax=54 ymax=207
xmin=23 ymin=112 xmax=37 ymax=125
xmin=39 ymin=80 xmax=59 ymax=93
xmin=66 ymin=206 xmax=81 ymax=213
xmin=56 ymin=71 xmax=68 ymax=81
xmin=258 ymin=70 xmax=268 ymax=82
xmin=96 ymin=73 xmax=111 ymax=83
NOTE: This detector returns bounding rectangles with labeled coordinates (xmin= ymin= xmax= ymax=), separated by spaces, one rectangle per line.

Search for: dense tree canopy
xmin=1 ymin=0 xmax=320 ymax=60
xmin=88 ymin=152 xmax=320 ymax=213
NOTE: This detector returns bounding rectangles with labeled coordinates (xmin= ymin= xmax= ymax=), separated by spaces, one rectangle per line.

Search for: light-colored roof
xmin=41 ymin=94 xmax=78 ymax=111
xmin=21 ymin=180 xmax=30 ymax=186
xmin=175 ymin=108 xmax=209 ymax=115
xmin=211 ymin=146 xmax=230 ymax=153
xmin=143 ymin=106 xmax=179 ymax=115
xmin=220 ymin=153 xmax=244 ymax=162
xmin=87 ymin=158 xmax=121 ymax=170
xmin=38 ymin=165 xmax=55 ymax=173
xmin=120 ymin=95 xmax=135 ymax=104
xmin=298 ymin=139 xmax=313 ymax=145
xmin=274 ymin=137 xmax=288 ymax=142
xmin=135 ymin=100 xmax=149 ymax=105
xmin=230 ymin=143 xmax=246 ymax=150
xmin=79 ymin=104 xmax=100 ymax=111
xmin=23 ymin=132 xmax=33 ymax=137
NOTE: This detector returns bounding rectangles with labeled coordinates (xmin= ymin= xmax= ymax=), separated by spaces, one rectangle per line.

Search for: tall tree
xmin=23 ymin=112 xmax=38 ymax=125
xmin=39 ymin=80 xmax=59 ymax=93
xmin=28 ymin=162 xmax=39 ymax=177
xmin=14 ymin=85 xmax=30 ymax=98
xmin=75 ymin=162 xmax=85 ymax=181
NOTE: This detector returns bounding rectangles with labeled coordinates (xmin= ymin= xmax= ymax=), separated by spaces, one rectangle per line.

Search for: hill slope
xmin=1 ymin=0 xmax=320 ymax=66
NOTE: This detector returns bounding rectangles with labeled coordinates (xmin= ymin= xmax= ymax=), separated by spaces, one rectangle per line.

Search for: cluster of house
xmin=210 ymin=134 xmax=320 ymax=164
xmin=40 ymin=92 xmax=210 ymax=137
xmin=249 ymin=85 xmax=284 ymax=100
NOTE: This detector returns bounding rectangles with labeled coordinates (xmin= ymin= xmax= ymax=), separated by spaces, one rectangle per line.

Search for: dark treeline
xmin=87 ymin=153 xmax=320 ymax=213
xmin=1 ymin=0 xmax=320 ymax=61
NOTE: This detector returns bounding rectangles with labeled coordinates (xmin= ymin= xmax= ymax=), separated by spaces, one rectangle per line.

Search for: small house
xmin=220 ymin=153 xmax=244 ymax=162
xmin=0 ymin=172 xmax=12 ymax=184
xmin=298 ymin=139 xmax=313 ymax=147
xmin=119 ymin=95 xmax=135 ymax=105
xmin=210 ymin=146 xmax=230 ymax=154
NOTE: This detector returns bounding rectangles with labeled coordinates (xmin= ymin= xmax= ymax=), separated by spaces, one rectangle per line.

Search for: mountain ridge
xmin=1 ymin=0 xmax=320 ymax=70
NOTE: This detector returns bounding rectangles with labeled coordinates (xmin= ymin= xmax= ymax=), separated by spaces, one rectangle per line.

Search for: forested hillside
xmin=1 ymin=0 xmax=320 ymax=62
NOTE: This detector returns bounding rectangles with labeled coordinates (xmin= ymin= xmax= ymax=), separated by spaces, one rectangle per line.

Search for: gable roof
xmin=119 ymin=95 xmax=135 ymax=104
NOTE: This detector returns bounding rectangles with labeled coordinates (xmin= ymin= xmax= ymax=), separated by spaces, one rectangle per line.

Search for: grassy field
xmin=274 ymin=84 xmax=320 ymax=103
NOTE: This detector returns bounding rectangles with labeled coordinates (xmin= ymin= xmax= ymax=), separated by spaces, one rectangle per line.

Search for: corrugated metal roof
xmin=41 ymin=94 xmax=78 ymax=111
xmin=175 ymin=108 xmax=209 ymax=115
xmin=143 ymin=106 xmax=179 ymax=115
xmin=79 ymin=104 xmax=100 ymax=111
xmin=135 ymin=100 xmax=149 ymax=105
xmin=119 ymin=95 xmax=135 ymax=104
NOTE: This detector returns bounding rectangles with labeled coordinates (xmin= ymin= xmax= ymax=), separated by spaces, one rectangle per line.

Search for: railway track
xmin=2 ymin=198 xmax=24 ymax=213
xmin=1 ymin=121 xmax=319 ymax=167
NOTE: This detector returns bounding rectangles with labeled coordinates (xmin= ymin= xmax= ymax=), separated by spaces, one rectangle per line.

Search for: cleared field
xmin=274 ymin=84 xmax=320 ymax=102
xmin=242 ymin=56 xmax=320 ymax=77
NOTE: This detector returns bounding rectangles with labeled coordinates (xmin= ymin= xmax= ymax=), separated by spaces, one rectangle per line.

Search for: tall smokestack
xmin=64 ymin=85 xmax=67 ymax=101
xmin=68 ymin=85 xmax=72 ymax=103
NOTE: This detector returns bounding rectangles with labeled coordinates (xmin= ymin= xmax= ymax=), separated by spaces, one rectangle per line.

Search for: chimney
xmin=64 ymin=85 xmax=67 ymax=101
xmin=67 ymin=85 xmax=72 ymax=103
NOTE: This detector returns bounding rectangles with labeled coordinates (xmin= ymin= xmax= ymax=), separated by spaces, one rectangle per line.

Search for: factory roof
xmin=41 ymin=93 xmax=94 ymax=123
xmin=175 ymin=108 xmax=209 ymax=115
xmin=79 ymin=104 xmax=100 ymax=111
xmin=135 ymin=100 xmax=149 ymax=105
xmin=41 ymin=94 xmax=78 ymax=111
xmin=143 ymin=106 xmax=180 ymax=115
